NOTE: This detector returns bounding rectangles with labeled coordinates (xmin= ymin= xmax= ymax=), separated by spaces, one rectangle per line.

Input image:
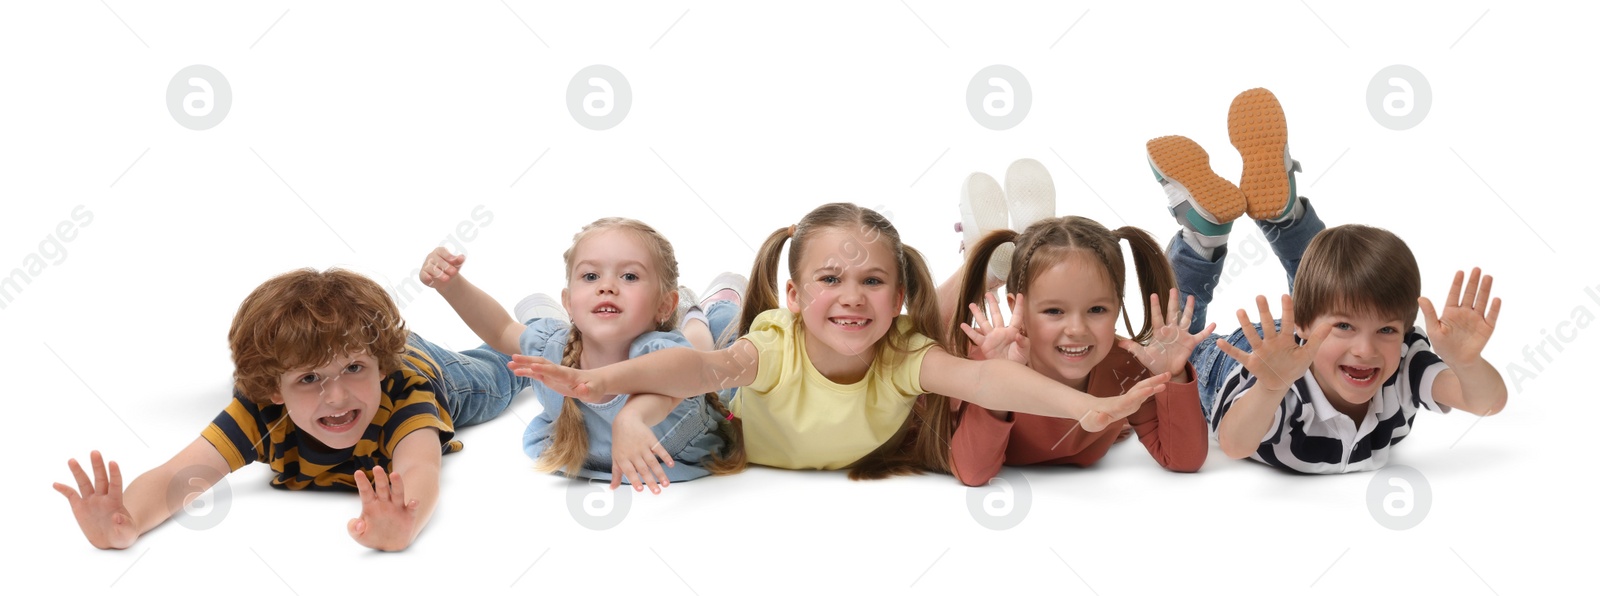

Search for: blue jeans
xmin=705 ymin=299 xmax=740 ymax=349
xmin=1172 ymin=199 xmax=1324 ymax=417
xmin=704 ymin=300 xmax=742 ymax=405
xmin=406 ymin=332 xmax=528 ymax=428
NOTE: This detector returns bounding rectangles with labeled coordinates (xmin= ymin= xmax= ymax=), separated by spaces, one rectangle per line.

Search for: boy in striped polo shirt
xmin=1148 ymin=88 xmax=1508 ymax=473
xmin=54 ymin=268 xmax=528 ymax=550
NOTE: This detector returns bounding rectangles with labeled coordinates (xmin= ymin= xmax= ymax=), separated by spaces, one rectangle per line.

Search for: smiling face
xmin=1305 ymin=308 xmax=1406 ymax=415
xmin=271 ymin=352 xmax=383 ymax=450
xmin=1017 ymin=252 xmax=1119 ymax=391
xmin=785 ymin=227 xmax=905 ymax=374
xmin=561 ymin=228 xmax=674 ymax=348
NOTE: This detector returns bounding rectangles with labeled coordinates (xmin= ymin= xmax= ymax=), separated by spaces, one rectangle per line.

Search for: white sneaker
xmin=957 ymin=172 xmax=1011 ymax=280
xmin=699 ymin=272 xmax=747 ymax=308
xmin=515 ymin=293 xmax=568 ymax=324
xmin=1004 ymin=158 xmax=1056 ymax=234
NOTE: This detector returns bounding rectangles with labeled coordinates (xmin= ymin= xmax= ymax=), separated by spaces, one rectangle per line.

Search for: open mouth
xmin=828 ymin=317 xmax=871 ymax=330
xmin=318 ymin=409 xmax=360 ymax=432
xmin=1056 ymin=345 xmax=1092 ymax=358
xmin=1339 ymin=365 xmax=1378 ymax=385
xmin=593 ymin=303 xmax=621 ymax=317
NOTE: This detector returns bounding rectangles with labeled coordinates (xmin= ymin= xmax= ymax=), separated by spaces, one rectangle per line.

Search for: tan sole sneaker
xmin=1228 ymin=88 xmax=1295 ymax=220
xmin=1147 ymin=135 xmax=1245 ymax=235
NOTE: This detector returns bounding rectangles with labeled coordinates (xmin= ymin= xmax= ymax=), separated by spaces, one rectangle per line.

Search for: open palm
xmin=1215 ymin=295 xmax=1332 ymax=393
xmin=52 ymin=451 xmax=138 ymax=550
xmin=959 ymin=291 xmax=1029 ymax=364
xmin=1120 ymin=289 xmax=1214 ymax=378
xmin=1419 ymin=268 xmax=1501 ymax=366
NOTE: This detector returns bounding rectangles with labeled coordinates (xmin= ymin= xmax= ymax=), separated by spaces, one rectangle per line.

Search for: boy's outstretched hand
xmin=348 ymin=466 xmax=418 ymax=552
xmin=1119 ymin=288 xmax=1214 ymax=382
xmin=1419 ymin=268 xmax=1501 ymax=366
xmin=419 ymin=247 xmax=467 ymax=289
xmin=1079 ymin=372 xmax=1171 ymax=432
xmin=1215 ymin=295 xmax=1333 ymax=393
xmin=53 ymin=451 xmax=138 ymax=550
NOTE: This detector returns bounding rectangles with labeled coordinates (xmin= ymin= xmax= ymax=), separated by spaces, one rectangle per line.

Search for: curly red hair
xmin=229 ymin=268 xmax=409 ymax=405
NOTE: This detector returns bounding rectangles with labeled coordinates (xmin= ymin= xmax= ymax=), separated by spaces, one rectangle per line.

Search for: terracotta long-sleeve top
xmin=949 ymin=346 xmax=1208 ymax=487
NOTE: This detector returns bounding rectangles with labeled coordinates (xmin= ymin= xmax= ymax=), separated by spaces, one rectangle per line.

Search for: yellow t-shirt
xmin=734 ymin=309 xmax=936 ymax=470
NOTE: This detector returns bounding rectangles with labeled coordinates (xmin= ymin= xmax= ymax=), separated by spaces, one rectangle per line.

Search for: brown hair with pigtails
xmin=947 ymin=217 xmax=1178 ymax=364
xmin=735 ymin=203 xmax=954 ymax=479
xmin=534 ymin=217 xmax=744 ymax=478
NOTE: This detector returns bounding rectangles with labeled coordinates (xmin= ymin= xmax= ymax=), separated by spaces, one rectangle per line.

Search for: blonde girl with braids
xmin=420 ymin=218 xmax=736 ymax=493
xmin=945 ymin=217 xmax=1216 ymax=486
xmin=511 ymin=203 xmax=1172 ymax=479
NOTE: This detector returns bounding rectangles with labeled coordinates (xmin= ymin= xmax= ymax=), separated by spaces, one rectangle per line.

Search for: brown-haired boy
xmin=1148 ymin=88 xmax=1507 ymax=473
xmin=53 ymin=267 xmax=528 ymax=550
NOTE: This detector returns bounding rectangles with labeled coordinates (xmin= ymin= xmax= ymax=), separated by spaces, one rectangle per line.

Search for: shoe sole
xmin=959 ymin=172 xmax=1012 ymax=280
xmin=1228 ymin=88 xmax=1292 ymax=220
xmin=1146 ymin=135 xmax=1245 ymax=229
xmin=1004 ymin=158 xmax=1055 ymax=234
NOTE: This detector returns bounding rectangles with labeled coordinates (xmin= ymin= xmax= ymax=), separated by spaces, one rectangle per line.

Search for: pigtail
xmin=846 ymin=422 xmax=924 ymax=480
xmin=700 ymin=390 xmax=748 ymax=475
xmin=895 ymin=245 xmax=946 ymax=358
xmin=901 ymin=246 xmax=955 ymax=474
xmin=946 ymin=229 xmax=1023 ymax=360
xmin=739 ymin=226 xmax=793 ymax=337
xmin=532 ymin=325 xmax=592 ymax=477
xmin=1114 ymin=226 xmax=1178 ymax=344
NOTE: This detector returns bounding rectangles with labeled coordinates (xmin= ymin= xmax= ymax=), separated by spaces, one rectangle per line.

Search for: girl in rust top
xmin=945 ymin=216 xmax=1213 ymax=486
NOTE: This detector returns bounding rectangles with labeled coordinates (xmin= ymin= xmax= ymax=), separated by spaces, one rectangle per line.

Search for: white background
xmin=5 ymin=1 xmax=1593 ymax=594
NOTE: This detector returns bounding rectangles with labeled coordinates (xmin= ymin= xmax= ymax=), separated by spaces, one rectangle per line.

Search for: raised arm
xmin=919 ymin=348 xmax=1170 ymax=433
xmin=53 ymin=438 xmax=230 ymax=549
xmin=420 ymin=248 xmax=524 ymax=355
xmin=1213 ymin=295 xmax=1332 ymax=459
xmin=510 ymin=339 xmax=760 ymax=402
xmin=1418 ymin=268 xmax=1507 ymax=416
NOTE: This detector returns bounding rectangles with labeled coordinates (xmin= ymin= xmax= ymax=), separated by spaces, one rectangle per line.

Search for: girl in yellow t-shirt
xmin=511 ymin=203 xmax=1171 ymax=480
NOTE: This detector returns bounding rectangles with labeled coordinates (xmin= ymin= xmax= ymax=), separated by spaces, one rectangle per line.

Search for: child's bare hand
xmin=1419 ymin=268 xmax=1501 ymax=366
xmin=52 ymin=451 xmax=138 ymax=550
xmin=1119 ymin=289 xmax=1214 ymax=379
xmin=1080 ymin=372 xmax=1170 ymax=432
xmin=959 ymin=291 xmax=1029 ymax=364
xmin=1216 ymin=295 xmax=1333 ymax=393
xmin=419 ymin=247 xmax=467 ymax=290
xmin=610 ymin=414 xmax=673 ymax=494
xmin=348 ymin=466 xmax=418 ymax=552
xmin=508 ymin=355 xmax=607 ymax=402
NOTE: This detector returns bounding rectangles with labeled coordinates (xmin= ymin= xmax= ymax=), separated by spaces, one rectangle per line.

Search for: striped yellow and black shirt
xmin=201 ymin=346 xmax=462 ymax=491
